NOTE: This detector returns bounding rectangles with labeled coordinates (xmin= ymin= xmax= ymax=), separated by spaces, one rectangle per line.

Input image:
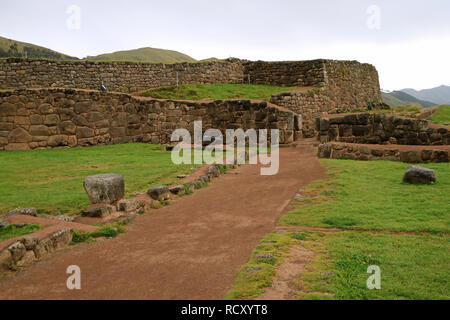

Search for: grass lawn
xmin=279 ymin=159 xmax=450 ymax=234
xmin=227 ymin=158 xmax=450 ymax=300
xmin=139 ymin=83 xmax=295 ymax=101
xmin=0 ymin=143 xmax=197 ymax=216
xmin=0 ymin=224 xmax=42 ymax=242
xmin=428 ymin=105 xmax=450 ymax=125
xmin=301 ymin=232 xmax=450 ymax=300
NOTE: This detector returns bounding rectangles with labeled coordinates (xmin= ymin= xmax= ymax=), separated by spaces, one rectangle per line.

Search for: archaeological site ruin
xmin=0 ymin=57 xmax=448 ymax=162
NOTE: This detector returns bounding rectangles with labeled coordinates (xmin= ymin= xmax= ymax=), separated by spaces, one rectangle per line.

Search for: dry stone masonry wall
xmin=0 ymin=58 xmax=244 ymax=92
xmin=0 ymin=88 xmax=295 ymax=150
xmin=0 ymin=57 xmax=384 ymax=148
xmin=270 ymin=60 xmax=382 ymax=137
xmin=317 ymin=113 xmax=449 ymax=145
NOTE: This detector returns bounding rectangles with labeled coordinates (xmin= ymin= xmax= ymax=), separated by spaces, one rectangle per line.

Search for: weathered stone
xmin=147 ymin=186 xmax=170 ymax=200
xmin=118 ymin=199 xmax=139 ymax=212
xmin=6 ymin=207 xmax=37 ymax=218
xmin=58 ymin=121 xmax=76 ymax=134
xmin=254 ymin=253 xmax=274 ymax=260
xmin=30 ymin=124 xmax=49 ymax=136
xmin=74 ymin=101 xmax=91 ymax=114
xmin=8 ymin=127 xmax=32 ymax=143
xmin=0 ymin=102 xmax=16 ymax=116
xmin=403 ymin=165 xmax=436 ymax=184
xmin=206 ymin=165 xmax=220 ymax=178
xmin=400 ymin=151 xmax=422 ymax=163
xmin=83 ymin=173 xmax=125 ymax=204
xmin=47 ymin=135 xmax=69 ymax=147
xmin=0 ymin=220 xmax=9 ymax=228
xmin=44 ymin=114 xmax=59 ymax=126
xmin=169 ymin=185 xmax=185 ymax=195
xmin=34 ymin=238 xmax=53 ymax=259
xmin=50 ymin=229 xmax=73 ymax=249
xmin=38 ymin=103 xmax=53 ymax=114
xmin=0 ymin=249 xmax=13 ymax=271
xmin=83 ymin=205 xmax=114 ymax=217
xmin=8 ymin=241 xmax=26 ymax=263
xmin=20 ymin=236 xmax=39 ymax=250
xmin=76 ymin=127 xmax=94 ymax=138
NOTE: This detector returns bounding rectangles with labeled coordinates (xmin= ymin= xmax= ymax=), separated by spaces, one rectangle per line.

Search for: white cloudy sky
xmin=1 ymin=0 xmax=449 ymax=90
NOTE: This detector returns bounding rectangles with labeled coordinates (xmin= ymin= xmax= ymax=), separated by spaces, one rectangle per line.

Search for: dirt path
xmin=0 ymin=146 xmax=325 ymax=300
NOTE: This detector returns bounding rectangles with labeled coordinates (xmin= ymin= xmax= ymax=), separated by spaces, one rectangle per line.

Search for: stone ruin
xmin=0 ymin=57 xmax=383 ymax=150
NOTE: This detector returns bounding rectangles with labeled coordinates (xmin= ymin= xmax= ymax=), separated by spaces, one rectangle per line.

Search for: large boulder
xmin=147 ymin=186 xmax=170 ymax=201
xmin=206 ymin=165 xmax=220 ymax=178
xmin=6 ymin=208 xmax=37 ymax=218
xmin=403 ymin=165 xmax=436 ymax=184
xmin=83 ymin=174 xmax=125 ymax=204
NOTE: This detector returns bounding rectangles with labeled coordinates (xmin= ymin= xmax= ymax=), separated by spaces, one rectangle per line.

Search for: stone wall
xmin=317 ymin=113 xmax=449 ymax=145
xmin=318 ymin=142 xmax=450 ymax=163
xmin=0 ymin=88 xmax=295 ymax=150
xmin=270 ymin=60 xmax=382 ymax=137
xmin=243 ymin=60 xmax=326 ymax=87
xmin=0 ymin=58 xmax=244 ymax=92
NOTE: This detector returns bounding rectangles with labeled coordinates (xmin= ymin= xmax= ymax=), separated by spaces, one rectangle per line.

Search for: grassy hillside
xmin=139 ymin=83 xmax=295 ymax=101
xmin=381 ymin=92 xmax=406 ymax=107
xmin=382 ymin=90 xmax=436 ymax=108
xmin=0 ymin=36 xmax=78 ymax=60
xmin=85 ymin=47 xmax=196 ymax=63
xmin=428 ymin=105 xmax=450 ymax=125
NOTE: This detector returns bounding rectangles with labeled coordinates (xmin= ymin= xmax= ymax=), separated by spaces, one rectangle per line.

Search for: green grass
xmin=366 ymin=105 xmax=422 ymax=117
xmin=0 ymin=143 xmax=198 ymax=216
xmin=228 ymin=159 xmax=450 ymax=300
xmin=0 ymin=224 xmax=42 ymax=242
xmin=280 ymin=159 xmax=450 ymax=234
xmin=71 ymin=223 xmax=126 ymax=244
xmin=299 ymin=232 xmax=450 ymax=300
xmin=84 ymin=47 xmax=196 ymax=63
xmin=428 ymin=105 xmax=450 ymax=125
xmin=225 ymin=231 xmax=295 ymax=299
xmin=139 ymin=83 xmax=295 ymax=101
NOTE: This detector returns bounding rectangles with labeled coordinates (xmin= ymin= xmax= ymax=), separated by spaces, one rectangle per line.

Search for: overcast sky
xmin=1 ymin=0 xmax=449 ymax=90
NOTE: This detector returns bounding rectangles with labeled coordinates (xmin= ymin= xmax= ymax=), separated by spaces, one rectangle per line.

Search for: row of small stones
xmin=0 ymin=164 xmax=234 ymax=272
xmin=83 ymin=164 xmax=231 ymax=218
xmin=0 ymin=228 xmax=73 ymax=272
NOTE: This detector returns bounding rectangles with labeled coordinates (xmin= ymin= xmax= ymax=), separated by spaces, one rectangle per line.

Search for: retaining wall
xmin=0 ymin=58 xmax=244 ymax=92
xmin=318 ymin=142 xmax=450 ymax=163
xmin=0 ymin=88 xmax=295 ymax=150
xmin=317 ymin=113 xmax=449 ymax=145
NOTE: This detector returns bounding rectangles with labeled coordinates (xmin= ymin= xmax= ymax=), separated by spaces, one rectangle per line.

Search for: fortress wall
xmin=270 ymin=60 xmax=383 ymax=137
xmin=242 ymin=60 xmax=326 ymax=87
xmin=0 ymin=88 xmax=295 ymax=151
xmin=317 ymin=113 xmax=449 ymax=145
xmin=0 ymin=58 xmax=244 ymax=92
xmin=323 ymin=60 xmax=382 ymax=110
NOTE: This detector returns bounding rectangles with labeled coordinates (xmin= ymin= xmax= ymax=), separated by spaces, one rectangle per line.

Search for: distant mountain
xmin=84 ymin=47 xmax=196 ymax=63
xmin=400 ymin=85 xmax=450 ymax=105
xmin=382 ymin=91 xmax=436 ymax=108
xmin=0 ymin=36 xmax=78 ymax=60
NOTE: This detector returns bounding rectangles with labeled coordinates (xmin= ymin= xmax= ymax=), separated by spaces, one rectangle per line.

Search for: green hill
xmin=0 ymin=36 xmax=78 ymax=60
xmin=382 ymin=91 xmax=436 ymax=108
xmin=84 ymin=47 xmax=196 ymax=63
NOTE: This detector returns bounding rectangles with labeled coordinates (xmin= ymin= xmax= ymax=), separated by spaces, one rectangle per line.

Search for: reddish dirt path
xmin=0 ymin=146 xmax=325 ymax=300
